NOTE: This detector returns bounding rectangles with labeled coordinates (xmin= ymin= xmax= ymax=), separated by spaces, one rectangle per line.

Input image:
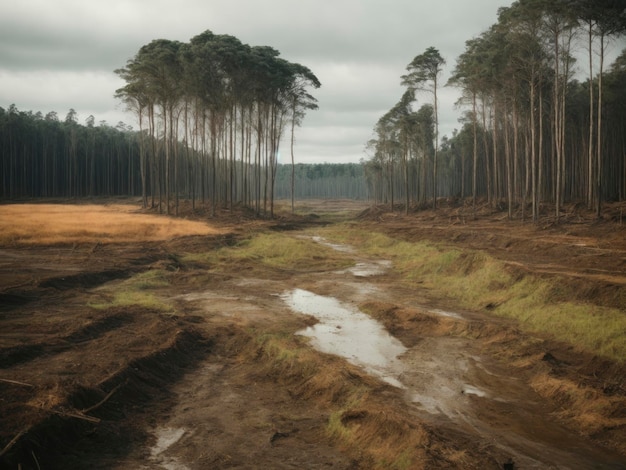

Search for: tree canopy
xmin=114 ymin=30 xmax=321 ymax=216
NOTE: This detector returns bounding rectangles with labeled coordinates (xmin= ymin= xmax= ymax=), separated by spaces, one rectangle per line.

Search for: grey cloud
xmin=0 ymin=0 xmax=511 ymax=163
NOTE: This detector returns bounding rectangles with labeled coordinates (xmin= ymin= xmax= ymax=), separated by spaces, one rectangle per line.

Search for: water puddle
xmin=341 ymin=260 xmax=392 ymax=277
xmin=151 ymin=427 xmax=186 ymax=457
xmin=281 ymin=288 xmax=406 ymax=388
xmin=310 ymin=236 xmax=355 ymax=253
xmin=150 ymin=428 xmax=189 ymax=470
xmin=149 ymin=427 xmax=190 ymax=470
xmin=428 ymin=308 xmax=464 ymax=320
xmin=308 ymin=235 xmax=391 ymax=277
xmin=283 ymin=289 xmax=491 ymax=418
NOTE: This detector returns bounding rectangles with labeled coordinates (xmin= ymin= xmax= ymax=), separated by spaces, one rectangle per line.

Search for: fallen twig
xmin=81 ymin=380 xmax=125 ymax=414
xmin=0 ymin=378 xmax=34 ymax=388
xmin=0 ymin=429 xmax=27 ymax=458
xmin=31 ymin=450 xmax=41 ymax=470
xmin=51 ymin=409 xmax=101 ymax=423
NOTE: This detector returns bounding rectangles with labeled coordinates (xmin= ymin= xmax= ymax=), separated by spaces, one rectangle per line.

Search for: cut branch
xmin=0 ymin=378 xmax=34 ymax=388
xmin=81 ymin=381 xmax=125 ymax=414
xmin=0 ymin=429 xmax=28 ymax=458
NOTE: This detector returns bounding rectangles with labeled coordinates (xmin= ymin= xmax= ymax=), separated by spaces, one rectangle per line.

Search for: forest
xmin=0 ymin=104 xmax=365 ymax=204
xmin=273 ymin=163 xmax=367 ymax=200
xmin=2 ymin=1 xmax=626 ymax=221
xmin=366 ymin=0 xmax=626 ymax=220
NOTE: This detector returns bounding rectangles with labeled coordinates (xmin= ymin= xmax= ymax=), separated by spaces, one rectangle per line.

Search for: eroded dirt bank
xmin=1 ymin=199 xmax=625 ymax=469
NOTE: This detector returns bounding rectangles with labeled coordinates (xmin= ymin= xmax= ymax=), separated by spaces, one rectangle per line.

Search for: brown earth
xmin=1 ymin=198 xmax=625 ymax=469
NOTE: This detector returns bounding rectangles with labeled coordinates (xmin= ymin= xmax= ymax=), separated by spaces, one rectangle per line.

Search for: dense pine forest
xmin=0 ymin=107 xmax=138 ymax=200
xmin=0 ymin=104 xmax=365 ymax=203
xmin=274 ymin=163 xmax=367 ymax=200
xmin=2 ymin=1 xmax=626 ymax=221
xmin=367 ymin=1 xmax=626 ymax=220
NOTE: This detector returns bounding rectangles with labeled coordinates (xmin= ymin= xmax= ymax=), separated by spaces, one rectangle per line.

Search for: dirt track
xmin=1 ymin=199 xmax=625 ymax=469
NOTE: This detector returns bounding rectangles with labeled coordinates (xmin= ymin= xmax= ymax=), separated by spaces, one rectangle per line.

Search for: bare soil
xmin=1 ymin=198 xmax=625 ymax=469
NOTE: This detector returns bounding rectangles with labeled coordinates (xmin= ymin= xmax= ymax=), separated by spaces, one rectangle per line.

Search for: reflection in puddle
xmin=281 ymin=289 xmax=406 ymax=388
xmin=428 ymin=308 xmax=464 ymax=320
xmin=343 ymin=260 xmax=392 ymax=277
xmin=282 ymin=289 xmax=491 ymax=417
xmin=309 ymin=236 xmax=391 ymax=278
xmin=310 ymin=236 xmax=355 ymax=253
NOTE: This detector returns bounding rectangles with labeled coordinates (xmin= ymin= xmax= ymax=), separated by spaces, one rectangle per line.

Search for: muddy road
xmin=1 ymin=200 xmax=625 ymax=469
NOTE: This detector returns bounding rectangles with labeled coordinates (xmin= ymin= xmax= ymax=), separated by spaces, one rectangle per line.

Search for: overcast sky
xmin=0 ymin=0 xmax=513 ymax=163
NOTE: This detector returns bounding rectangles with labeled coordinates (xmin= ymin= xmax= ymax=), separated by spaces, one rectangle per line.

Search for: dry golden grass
xmin=530 ymin=372 xmax=626 ymax=437
xmin=0 ymin=204 xmax=224 ymax=245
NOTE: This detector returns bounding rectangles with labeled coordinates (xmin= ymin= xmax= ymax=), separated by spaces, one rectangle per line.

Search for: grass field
xmin=0 ymin=204 xmax=222 ymax=245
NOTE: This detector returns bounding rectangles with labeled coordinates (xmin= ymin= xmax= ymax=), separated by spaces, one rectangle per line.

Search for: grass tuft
xmin=531 ymin=372 xmax=626 ymax=437
xmin=89 ymin=270 xmax=173 ymax=312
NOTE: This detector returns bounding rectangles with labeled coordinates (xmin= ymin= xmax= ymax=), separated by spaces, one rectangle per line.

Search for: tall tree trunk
xmin=554 ymin=46 xmax=561 ymax=223
xmin=472 ymin=92 xmax=478 ymax=209
xmin=481 ymin=98 xmax=491 ymax=209
xmin=530 ymin=77 xmax=538 ymax=222
xmin=491 ymin=102 xmax=499 ymax=206
xmin=587 ymin=22 xmax=595 ymax=208
xmin=290 ymin=105 xmax=296 ymax=214
xmin=595 ymin=33 xmax=605 ymax=219
xmin=433 ymin=74 xmax=439 ymax=209
xmin=504 ymin=99 xmax=513 ymax=219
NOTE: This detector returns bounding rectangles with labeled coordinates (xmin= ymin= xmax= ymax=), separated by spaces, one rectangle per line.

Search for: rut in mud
xmin=1 ymin=200 xmax=626 ymax=469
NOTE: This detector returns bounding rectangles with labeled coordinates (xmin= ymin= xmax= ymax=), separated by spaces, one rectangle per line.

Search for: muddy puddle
xmin=280 ymin=286 xmax=493 ymax=422
xmin=148 ymin=427 xmax=189 ymax=470
xmin=309 ymin=235 xmax=392 ymax=277
xmin=281 ymin=288 xmax=406 ymax=388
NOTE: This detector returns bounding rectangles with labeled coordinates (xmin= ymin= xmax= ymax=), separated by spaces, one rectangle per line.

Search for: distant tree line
xmin=1 ymin=30 xmax=321 ymax=217
xmin=0 ymin=105 xmax=139 ymax=199
xmin=0 ymin=104 xmax=368 ymax=204
xmin=274 ymin=163 xmax=368 ymax=200
xmin=367 ymin=0 xmax=626 ymax=220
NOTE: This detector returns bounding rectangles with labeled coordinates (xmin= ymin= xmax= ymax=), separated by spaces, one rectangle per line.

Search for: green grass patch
xmin=326 ymin=395 xmax=366 ymax=442
xmin=131 ymin=269 xmax=170 ymax=290
xmin=89 ymin=269 xmax=173 ymax=312
xmin=182 ymin=232 xmax=353 ymax=273
xmin=91 ymin=290 xmax=173 ymax=311
xmin=318 ymin=224 xmax=626 ymax=362
xmin=255 ymin=331 xmax=301 ymax=364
